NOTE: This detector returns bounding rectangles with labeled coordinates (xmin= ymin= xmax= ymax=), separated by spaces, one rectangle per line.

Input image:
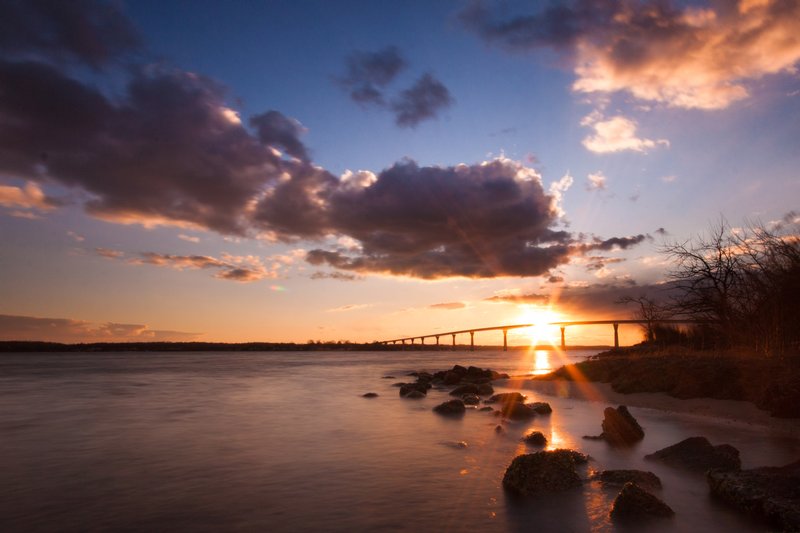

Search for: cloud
xmin=326 ymin=304 xmax=371 ymax=313
xmin=580 ymin=234 xmax=650 ymax=252
xmin=250 ymin=110 xmax=309 ymax=161
xmin=339 ymin=46 xmax=407 ymax=105
xmin=428 ymin=302 xmax=467 ymax=310
xmin=547 ymin=275 xmax=565 ymax=283
xmin=586 ymin=171 xmax=607 ymax=191
xmin=584 ymin=255 xmax=626 ymax=272
xmin=582 ymin=114 xmax=668 ymax=154
xmin=0 ymin=182 xmax=58 ymax=213
xmin=462 ymin=0 xmax=800 ymax=109
xmin=0 ymin=314 xmax=200 ymax=343
xmin=391 ymin=73 xmax=454 ymax=127
xmin=310 ymin=271 xmax=363 ymax=281
xmin=484 ymin=292 xmax=549 ymax=304
xmin=178 ymin=234 xmax=200 ymax=243
xmin=95 ymin=248 xmax=277 ymax=282
xmin=67 ymin=230 xmax=85 ymax=242
xmin=0 ymin=0 xmax=141 ymax=68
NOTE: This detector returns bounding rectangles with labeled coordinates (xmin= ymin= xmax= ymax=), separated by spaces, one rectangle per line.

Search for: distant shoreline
xmin=0 ymin=340 xmax=610 ymax=353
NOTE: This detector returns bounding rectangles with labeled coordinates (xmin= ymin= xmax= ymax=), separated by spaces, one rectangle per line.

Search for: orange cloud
xmin=582 ymin=115 xmax=668 ymax=154
xmin=0 ymin=314 xmax=200 ymax=343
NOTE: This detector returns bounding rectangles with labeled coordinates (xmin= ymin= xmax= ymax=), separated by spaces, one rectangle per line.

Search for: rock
xmin=522 ymin=431 xmax=547 ymax=446
xmin=440 ymin=440 xmax=468 ymax=449
xmin=477 ymin=383 xmax=494 ymax=396
xmin=502 ymin=449 xmax=588 ymax=496
xmin=452 ymin=364 xmax=468 ymax=375
xmin=609 ymin=482 xmax=674 ymax=522
xmin=590 ymin=470 xmax=662 ymax=491
xmin=528 ymin=401 xmax=552 ymax=414
xmin=488 ymin=392 xmax=526 ymax=404
xmin=404 ymin=390 xmax=426 ymax=399
xmin=381 ymin=376 xmax=395 ymax=379
xmin=399 ymin=382 xmax=429 ymax=397
xmin=433 ymin=399 xmax=466 ymax=415
xmin=416 ymin=371 xmax=433 ymax=382
xmin=362 ymin=392 xmax=379 ymax=398
xmin=479 ymin=406 xmax=494 ymax=412
xmin=462 ymin=393 xmax=481 ymax=405
xmin=443 ymin=371 xmax=461 ymax=385
xmin=392 ymin=382 xmax=404 ymax=387
xmin=645 ymin=436 xmax=741 ymax=472
xmin=501 ymin=402 xmax=537 ymax=420
xmin=600 ymin=405 xmax=645 ymax=446
xmin=707 ymin=459 xmax=800 ymax=531
xmin=495 ymin=424 xmax=504 ymax=434
xmin=449 ymin=384 xmax=480 ymax=396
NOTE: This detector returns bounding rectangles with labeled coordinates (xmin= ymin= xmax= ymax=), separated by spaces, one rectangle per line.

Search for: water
xmin=1 ymin=350 xmax=798 ymax=532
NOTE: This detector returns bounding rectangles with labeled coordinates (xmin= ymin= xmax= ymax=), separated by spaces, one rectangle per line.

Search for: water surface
xmin=1 ymin=350 xmax=797 ymax=532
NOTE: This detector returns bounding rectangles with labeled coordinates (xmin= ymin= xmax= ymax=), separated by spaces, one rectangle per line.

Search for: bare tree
xmin=617 ymin=295 xmax=668 ymax=342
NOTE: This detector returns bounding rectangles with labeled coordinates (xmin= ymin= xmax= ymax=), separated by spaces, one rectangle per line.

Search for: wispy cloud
xmin=586 ymin=171 xmax=607 ymax=191
xmin=582 ymin=115 xmax=668 ymax=154
xmin=326 ymin=303 xmax=372 ymax=313
xmin=0 ymin=314 xmax=200 ymax=343
xmin=428 ymin=302 xmax=467 ymax=310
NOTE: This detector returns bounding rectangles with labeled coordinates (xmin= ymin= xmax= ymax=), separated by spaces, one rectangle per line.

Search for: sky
xmin=0 ymin=0 xmax=798 ymax=345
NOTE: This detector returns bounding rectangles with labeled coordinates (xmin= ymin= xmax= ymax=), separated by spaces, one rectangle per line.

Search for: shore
xmin=504 ymin=377 xmax=800 ymax=439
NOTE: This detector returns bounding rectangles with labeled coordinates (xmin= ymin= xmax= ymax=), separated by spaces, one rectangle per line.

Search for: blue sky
xmin=1 ymin=0 xmax=798 ymax=343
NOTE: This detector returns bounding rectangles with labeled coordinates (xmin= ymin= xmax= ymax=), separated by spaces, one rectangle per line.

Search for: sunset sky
xmin=1 ymin=0 xmax=798 ymax=345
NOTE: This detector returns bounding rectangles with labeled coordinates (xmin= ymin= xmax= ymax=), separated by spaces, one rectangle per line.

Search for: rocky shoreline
xmin=366 ymin=363 xmax=800 ymax=531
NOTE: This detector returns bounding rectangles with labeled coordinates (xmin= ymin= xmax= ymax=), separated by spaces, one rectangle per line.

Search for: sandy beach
xmin=505 ymin=376 xmax=800 ymax=439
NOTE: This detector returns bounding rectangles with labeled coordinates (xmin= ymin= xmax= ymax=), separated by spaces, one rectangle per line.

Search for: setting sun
xmin=516 ymin=305 xmax=566 ymax=346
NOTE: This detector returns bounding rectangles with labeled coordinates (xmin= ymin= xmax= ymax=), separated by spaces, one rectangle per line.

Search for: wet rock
xmin=449 ymin=384 xmax=480 ymax=396
xmin=502 ymin=449 xmax=588 ymax=496
xmin=399 ymin=382 xmax=429 ymax=397
xmin=416 ymin=372 xmax=433 ymax=382
xmin=362 ymin=392 xmax=379 ymax=398
xmin=433 ymin=399 xmax=466 ymax=416
xmin=528 ymin=401 xmax=552 ymax=415
xmin=452 ymin=364 xmax=468 ymax=375
xmin=440 ymin=440 xmax=468 ymax=449
xmin=609 ymin=482 xmax=674 ymax=522
xmin=707 ymin=459 xmax=800 ymax=531
xmin=479 ymin=406 xmax=494 ymax=412
xmin=487 ymin=392 xmax=526 ymax=404
xmin=590 ymin=470 xmax=662 ymax=491
xmin=404 ymin=390 xmax=426 ymax=399
xmin=477 ymin=383 xmax=494 ymax=396
xmin=443 ymin=371 xmax=461 ymax=385
xmin=600 ymin=405 xmax=645 ymax=446
xmin=381 ymin=376 xmax=395 ymax=379
xmin=495 ymin=424 xmax=505 ymax=434
xmin=392 ymin=382 xmax=404 ymax=387
xmin=645 ymin=436 xmax=741 ymax=472
xmin=522 ymin=431 xmax=547 ymax=446
xmin=462 ymin=393 xmax=481 ymax=405
xmin=501 ymin=402 xmax=537 ymax=420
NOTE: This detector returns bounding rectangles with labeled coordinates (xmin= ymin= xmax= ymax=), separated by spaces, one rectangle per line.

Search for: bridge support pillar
xmin=613 ymin=323 xmax=619 ymax=348
xmin=560 ymin=327 xmax=566 ymax=350
xmin=421 ymin=337 xmax=425 ymax=345
xmin=435 ymin=336 xmax=439 ymax=349
xmin=503 ymin=329 xmax=508 ymax=351
xmin=452 ymin=334 xmax=456 ymax=349
xmin=470 ymin=331 xmax=475 ymax=351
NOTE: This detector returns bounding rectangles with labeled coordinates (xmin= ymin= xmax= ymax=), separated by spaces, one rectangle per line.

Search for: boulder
xmin=404 ymin=390 xmax=426 ymax=399
xmin=609 ymin=482 xmax=674 ymax=522
xmin=645 ymin=436 xmax=741 ymax=472
xmin=362 ymin=392 xmax=379 ymax=398
xmin=600 ymin=405 xmax=645 ymax=445
xmin=452 ymin=364 xmax=468 ymax=375
xmin=528 ymin=401 xmax=552 ymax=415
xmin=449 ymin=384 xmax=480 ymax=396
xmin=443 ymin=371 xmax=461 ymax=385
xmin=477 ymin=383 xmax=494 ymax=396
xmin=433 ymin=399 xmax=466 ymax=415
xmin=462 ymin=393 xmax=481 ymax=405
xmin=502 ymin=449 xmax=588 ymax=496
xmin=590 ymin=470 xmax=662 ymax=491
xmin=381 ymin=376 xmax=395 ymax=379
xmin=399 ymin=382 xmax=429 ymax=397
xmin=522 ymin=431 xmax=547 ymax=446
xmin=707 ymin=459 xmax=800 ymax=531
xmin=479 ymin=406 xmax=494 ymax=412
xmin=495 ymin=424 xmax=505 ymax=434
xmin=501 ymin=402 xmax=537 ymax=420
xmin=416 ymin=371 xmax=433 ymax=382
xmin=488 ymin=392 xmax=526 ymax=404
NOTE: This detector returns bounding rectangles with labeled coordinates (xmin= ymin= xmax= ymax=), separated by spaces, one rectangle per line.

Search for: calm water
xmin=1 ymin=350 xmax=798 ymax=532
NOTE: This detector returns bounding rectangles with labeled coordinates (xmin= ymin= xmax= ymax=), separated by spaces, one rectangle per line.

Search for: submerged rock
xmin=399 ymin=382 xmax=429 ymax=397
xmin=433 ymin=399 xmax=466 ymax=415
xmin=449 ymin=384 xmax=480 ymax=396
xmin=707 ymin=459 xmax=800 ymax=531
xmin=502 ymin=449 xmax=588 ymax=496
xmin=462 ymin=393 xmax=481 ymax=405
xmin=479 ymin=406 xmax=494 ymax=412
xmin=645 ymin=436 xmax=741 ymax=472
xmin=477 ymin=383 xmax=494 ymax=396
xmin=528 ymin=401 xmax=552 ymax=414
xmin=381 ymin=376 xmax=395 ymax=379
xmin=609 ymin=482 xmax=674 ymax=522
xmin=404 ymin=390 xmax=425 ymax=399
xmin=601 ymin=405 xmax=644 ymax=445
xmin=488 ymin=392 xmax=526 ymax=404
xmin=522 ymin=431 xmax=547 ymax=446
xmin=590 ymin=469 xmax=662 ymax=491
xmin=362 ymin=392 xmax=379 ymax=398
xmin=495 ymin=424 xmax=505 ymax=434
xmin=501 ymin=402 xmax=537 ymax=420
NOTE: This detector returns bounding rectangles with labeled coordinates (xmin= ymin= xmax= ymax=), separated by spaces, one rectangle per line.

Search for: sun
xmin=515 ymin=304 xmax=566 ymax=346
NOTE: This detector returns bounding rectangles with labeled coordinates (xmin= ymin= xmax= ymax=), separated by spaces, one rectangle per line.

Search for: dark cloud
xmin=0 ymin=0 xmax=141 ymax=68
xmin=0 ymin=314 xmax=199 ymax=342
xmin=339 ymin=46 xmax=407 ymax=105
xmin=484 ymin=292 xmax=549 ymax=304
xmin=310 ymin=271 xmax=363 ymax=281
xmin=654 ymin=227 xmax=668 ymax=236
xmin=250 ymin=110 xmax=309 ymax=161
xmin=391 ymin=73 xmax=453 ymax=127
xmin=547 ymin=275 xmax=564 ymax=283
xmin=428 ymin=302 xmax=467 ymax=310
xmin=581 ymin=234 xmax=650 ymax=252
xmin=585 ymin=256 xmax=626 ymax=271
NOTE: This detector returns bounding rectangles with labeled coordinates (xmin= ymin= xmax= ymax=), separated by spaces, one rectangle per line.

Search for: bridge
xmin=379 ymin=319 xmax=700 ymax=351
